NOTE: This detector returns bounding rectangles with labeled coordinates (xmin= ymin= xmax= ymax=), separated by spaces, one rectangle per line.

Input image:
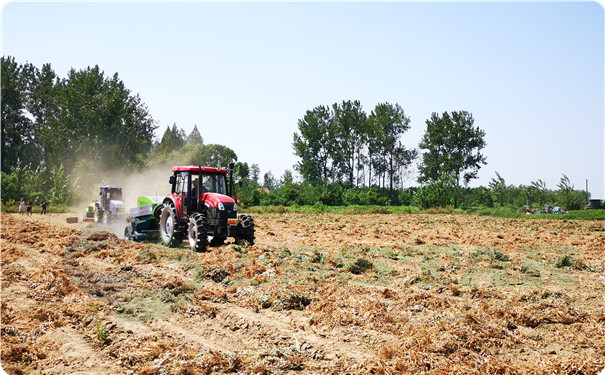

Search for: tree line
xmin=0 ymin=56 xmax=247 ymax=206
xmin=293 ymin=101 xmax=487 ymax=191
xmin=1 ymin=56 xmax=590 ymax=212
xmin=2 ymin=56 xmax=158 ymax=204
xmin=257 ymin=100 xmax=586 ymax=210
xmin=292 ymin=101 xmax=488 ymax=205
xmin=2 ymin=56 xmax=156 ymax=173
xmin=236 ymin=172 xmax=588 ymax=212
xmin=293 ymin=100 xmax=418 ymax=190
xmin=150 ymin=123 xmax=256 ymax=183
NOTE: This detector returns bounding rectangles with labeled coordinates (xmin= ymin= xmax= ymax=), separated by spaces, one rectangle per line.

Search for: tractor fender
xmin=163 ymin=194 xmax=183 ymax=221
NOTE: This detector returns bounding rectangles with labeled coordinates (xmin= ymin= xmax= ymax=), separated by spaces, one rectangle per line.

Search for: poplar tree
xmin=418 ymin=110 xmax=486 ymax=187
xmin=187 ymin=124 xmax=204 ymax=145
xmin=292 ymin=105 xmax=333 ymax=185
xmin=368 ymin=102 xmax=416 ymax=190
xmin=331 ymin=100 xmax=366 ymax=187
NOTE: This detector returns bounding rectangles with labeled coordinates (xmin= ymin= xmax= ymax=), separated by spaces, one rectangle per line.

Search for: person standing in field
xmin=41 ymin=200 xmax=48 ymax=215
xmin=19 ymin=199 xmax=25 ymax=214
xmin=26 ymin=200 xmax=33 ymax=216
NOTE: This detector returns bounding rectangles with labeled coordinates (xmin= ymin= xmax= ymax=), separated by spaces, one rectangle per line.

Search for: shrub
xmin=556 ymin=255 xmax=573 ymax=268
xmin=556 ymin=189 xmax=588 ymax=211
xmin=94 ymin=321 xmax=109 ymax=345
xmin=347 ymin=258 xmax=374 ymax=274
xmin=413 ymin=173 xmax=457 ymax=209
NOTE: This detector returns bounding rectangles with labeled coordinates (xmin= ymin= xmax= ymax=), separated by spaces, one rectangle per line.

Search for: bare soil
xmin=1 ymin=212 xmax=605 ymax=374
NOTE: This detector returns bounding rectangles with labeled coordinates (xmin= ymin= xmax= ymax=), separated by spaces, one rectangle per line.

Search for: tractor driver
xmin=191 ymin=178 xmax=200 ymax=200
xmin=189 ymin=177 xmax=200 ymax=211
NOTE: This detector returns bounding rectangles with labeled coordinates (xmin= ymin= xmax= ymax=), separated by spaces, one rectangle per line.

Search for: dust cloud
xmin=70 ymin=158 xmax=177 ymax=238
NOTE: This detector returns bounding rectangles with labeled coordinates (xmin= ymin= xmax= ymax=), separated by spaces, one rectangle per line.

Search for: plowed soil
xmin=1 ymin=212 xmax=605 ymax=374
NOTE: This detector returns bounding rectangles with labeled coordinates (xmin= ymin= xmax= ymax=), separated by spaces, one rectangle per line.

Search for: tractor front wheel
xmin=124 ymin=226 xmax=133 ymax=241
xmin=235 ymin=214 xmax=255 ymax=246
xmin=188 ymin=213 xmax=209 ymax=252
xmin=160 ymin=202 xmax=180 ymax=247
xmin=94 ymin=206 xmax=102 ymax=223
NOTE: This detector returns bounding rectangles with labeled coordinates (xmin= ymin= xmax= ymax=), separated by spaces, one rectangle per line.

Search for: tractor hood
xmin=109 ymin=200 xmax=125 ymax=213
xmin=109 ymin=200 xmax=124 ymax=208
xmin=201 ymin=193 xmax=235 ymax=208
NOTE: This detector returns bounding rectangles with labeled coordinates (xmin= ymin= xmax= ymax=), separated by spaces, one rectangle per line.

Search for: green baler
xmin=124 ymin=196 xmax=163 ymax=241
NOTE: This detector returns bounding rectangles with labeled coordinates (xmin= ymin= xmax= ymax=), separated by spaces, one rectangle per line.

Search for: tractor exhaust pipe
xmin=228 ymin=161 xmax=235 ymax=198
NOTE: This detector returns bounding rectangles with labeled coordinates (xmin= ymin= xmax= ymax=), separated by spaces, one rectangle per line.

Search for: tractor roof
xmin=172 ymin=166 xmax=228 ymax=174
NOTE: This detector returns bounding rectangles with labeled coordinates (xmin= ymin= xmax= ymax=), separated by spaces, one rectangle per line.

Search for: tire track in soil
xmin=162 ymin=302 xmax=376 ymax=361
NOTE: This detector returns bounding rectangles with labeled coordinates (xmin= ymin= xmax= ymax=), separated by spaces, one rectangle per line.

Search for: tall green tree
xmin=529 ymin=179 xmax=548 ymax=206
xmin=22 ymin=62 xmax=60 ymax=166
xmin=155 ymin=125 xmax=175 ymax=156
xmin=263 ymin=171 xmax=277 ymax=190
xmin=489 ymin=171 xmax=508 ymax=206
xmin=331 ymin=100 xmax=366 ymax=187
xmin=155 ymin=123 xmax=187 ymax=157
xmin=195 ymin=144 xmax=237 ymax=169
xmin=292 ymin=105 xmax=333 ymax=185
xmin=41 ymin=65 xmax=157 ymax=170
xmin=250 ymin=163 xmax=260 ymax=184
xmin=556 ymin=174 xmax=587 ymax=210
xmin=418 ymin=110 xmax=486 ymax=187
xmin=187 ymin=124 xmax=204 ymax=145
xmin=281 ymin=169 xmax=294 ymax=185
xmin=368 ymin=102 xmax=416 ymax=190
xmin=234 ymin=162 xmax=250 ymax=184
xmin=1 ymin=56 xmax=38 ymax=171
xmin=364 ymin=109 xmax=381 ymax=187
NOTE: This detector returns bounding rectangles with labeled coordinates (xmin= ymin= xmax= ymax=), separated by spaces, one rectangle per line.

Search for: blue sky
xmin=2 ymin=1 xmax=604 ymax=198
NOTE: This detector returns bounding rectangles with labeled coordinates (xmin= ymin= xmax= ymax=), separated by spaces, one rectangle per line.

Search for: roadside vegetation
xmin=245 ymin=204 xmax=605 ymax=221
xmin=236 ymin=173 xmax=597 ymax=220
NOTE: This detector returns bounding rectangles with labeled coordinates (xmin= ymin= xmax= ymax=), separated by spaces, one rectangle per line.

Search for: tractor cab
xmin=92 ymin=185 xmax=125 ymax=223
xmin=168 ymin=166 xmax=234 ymax=218
xmin=100 ymin=186 xmax=123 ymax=207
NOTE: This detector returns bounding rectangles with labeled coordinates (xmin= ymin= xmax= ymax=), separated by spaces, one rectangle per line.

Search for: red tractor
xmin=159 ymin=164 xmax=254 ymax=252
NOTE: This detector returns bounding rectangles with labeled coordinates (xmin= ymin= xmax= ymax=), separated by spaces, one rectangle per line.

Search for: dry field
xmin=1 ymin=212 xmax=605 ymax=374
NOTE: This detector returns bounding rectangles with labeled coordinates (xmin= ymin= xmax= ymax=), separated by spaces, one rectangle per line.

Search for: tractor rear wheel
xmin=188 ymin=213 xmax=208 ymax=252
xmin=160 ymin=202 xmax=181 ymax=247
xmin=210 ymin=235 xmax=226 ymax=246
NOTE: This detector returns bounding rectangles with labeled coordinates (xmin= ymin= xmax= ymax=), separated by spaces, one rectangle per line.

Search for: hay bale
xmin=66 ymin=217 xmax=79 ymax=224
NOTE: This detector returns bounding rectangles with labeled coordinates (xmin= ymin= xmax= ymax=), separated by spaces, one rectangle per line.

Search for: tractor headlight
xmin=218 ymin=202 xmax=225 ymax=211
xmin=233 ymin=203 xmax=237 ymax=212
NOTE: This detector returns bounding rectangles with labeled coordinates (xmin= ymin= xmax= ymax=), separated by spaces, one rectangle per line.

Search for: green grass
xmin=3 ymin=200 xmax=600 ymax=220
xmin=244 ymin=204 xmax=605 ymax=220
xmin=244 ymin=204 xmax=420 ymax=215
